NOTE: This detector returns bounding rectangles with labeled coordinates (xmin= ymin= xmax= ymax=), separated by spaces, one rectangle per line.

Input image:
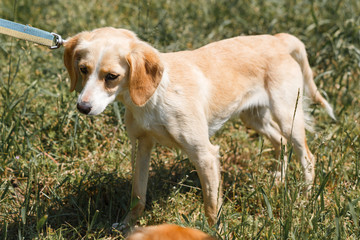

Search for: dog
xmin=125 ymin=224 xmax=215 ymax=240
xmin=63 ymin=27 xmax=335 ymax=226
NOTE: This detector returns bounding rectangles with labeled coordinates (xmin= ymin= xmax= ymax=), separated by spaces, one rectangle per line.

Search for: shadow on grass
xmin=2 ymin=156 xmax=202 ymax=239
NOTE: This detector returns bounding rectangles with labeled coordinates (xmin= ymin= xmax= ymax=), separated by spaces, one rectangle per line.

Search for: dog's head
xmin=64 ymin=27 xmax=164 ymax=115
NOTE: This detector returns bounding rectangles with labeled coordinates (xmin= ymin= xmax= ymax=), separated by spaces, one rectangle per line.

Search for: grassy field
xmin=0 ymin=0 xmax=359 ymax=239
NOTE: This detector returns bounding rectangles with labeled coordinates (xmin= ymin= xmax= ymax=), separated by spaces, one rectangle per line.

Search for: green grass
xmin=0 ymin=0 xmax=359 ymax=239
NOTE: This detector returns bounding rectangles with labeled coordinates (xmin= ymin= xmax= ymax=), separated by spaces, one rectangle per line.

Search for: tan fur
xmin=126 ymin=42 xmax=164 ymax=106
xmin=63 ymin=36 xmax=80 ymax=92
xmin=63 ymin=28 xmax=335 ymax=226
xmin=126 ymin=224 xmax=215 ymax=240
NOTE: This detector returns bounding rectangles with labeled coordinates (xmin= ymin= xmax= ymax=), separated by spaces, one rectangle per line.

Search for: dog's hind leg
xmin=272 ymin=104 xmax=315 ymax=188
xmin=240 ymin=107 xmax=288 ymax=181
xmin=269 ymin=84 xmax=315 ymax=188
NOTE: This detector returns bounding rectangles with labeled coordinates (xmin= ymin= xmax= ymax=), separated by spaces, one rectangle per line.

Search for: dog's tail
xmin=275 ymin=33 xmax=336 ymax=121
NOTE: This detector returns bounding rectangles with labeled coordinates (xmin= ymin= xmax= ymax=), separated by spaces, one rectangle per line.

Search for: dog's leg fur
xmin=267 ymin=56 xmax=315 ymax=187
xmin=185 ymin=142 xmax=222 ymax=226
xmin=240 ymin=107 xmax=288 ymax=180
xmin=123 ymin=108 xmax=222 ymax=225
xmin=123 ymin=111 xmax=155 ymax=225
xmin=172 ymin=116 xmax=222 ymax=224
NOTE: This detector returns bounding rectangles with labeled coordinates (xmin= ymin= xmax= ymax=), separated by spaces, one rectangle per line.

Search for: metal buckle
xmin=50 ymin=32 xmax=65 ymax=49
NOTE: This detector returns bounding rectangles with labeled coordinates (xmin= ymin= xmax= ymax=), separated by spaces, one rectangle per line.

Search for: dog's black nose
xmin=77 ymin=101 xmax=92 ymax=114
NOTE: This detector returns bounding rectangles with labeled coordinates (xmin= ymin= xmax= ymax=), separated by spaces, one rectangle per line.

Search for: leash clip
xmin=50 ymin=32 xmax=65 ymax=49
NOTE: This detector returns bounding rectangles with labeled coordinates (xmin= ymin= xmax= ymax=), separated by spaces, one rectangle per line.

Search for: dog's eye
xmin=105 ymin=73 xmax=119 ymax=81
xmin=79 ymin=66 xmax=88 ymax=75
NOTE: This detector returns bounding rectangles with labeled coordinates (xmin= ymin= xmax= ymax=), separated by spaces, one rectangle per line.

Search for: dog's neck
xmin=117 ymin=69 xmax=170 ymax=129
xmin=120 ymin=69 xmax=169 ymax=109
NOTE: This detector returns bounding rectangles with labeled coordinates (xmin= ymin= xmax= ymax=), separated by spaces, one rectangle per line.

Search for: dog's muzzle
xmin=77 ymin=101 xmax=92 ymax=115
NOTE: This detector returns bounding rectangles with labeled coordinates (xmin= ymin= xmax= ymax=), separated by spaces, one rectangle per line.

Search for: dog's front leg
xmin=186 ymin=143 xmax=222 ymax=226
xmin=123 ymin=135 xmax=154 ymax=226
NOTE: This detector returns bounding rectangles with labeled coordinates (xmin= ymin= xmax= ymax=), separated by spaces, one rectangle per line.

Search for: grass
xmin=0 ymin=0 xmax=359 ymax=239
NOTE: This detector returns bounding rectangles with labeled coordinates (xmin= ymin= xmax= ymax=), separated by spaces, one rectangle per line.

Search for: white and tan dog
xmin=64 ymin=28 xmax=335 ymax=226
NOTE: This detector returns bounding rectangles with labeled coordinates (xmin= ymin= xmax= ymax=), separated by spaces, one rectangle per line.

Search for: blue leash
xmin=0 ymin=18 xmax=64 ymax=49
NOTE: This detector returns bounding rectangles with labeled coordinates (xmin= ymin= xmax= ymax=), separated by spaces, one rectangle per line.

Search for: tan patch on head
xmin=98 ymin=50 xmax=129 ymax=93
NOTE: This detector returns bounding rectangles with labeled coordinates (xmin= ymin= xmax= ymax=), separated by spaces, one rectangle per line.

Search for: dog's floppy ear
xmin=63 ymin=35 xmax=83 ymax=92
xmin=126 ymin=42 xmax=164 ymax=106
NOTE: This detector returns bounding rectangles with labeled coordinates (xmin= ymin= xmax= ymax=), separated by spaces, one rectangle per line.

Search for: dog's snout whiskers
xmin=77 ymin=101 xmax=92 ymax=114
